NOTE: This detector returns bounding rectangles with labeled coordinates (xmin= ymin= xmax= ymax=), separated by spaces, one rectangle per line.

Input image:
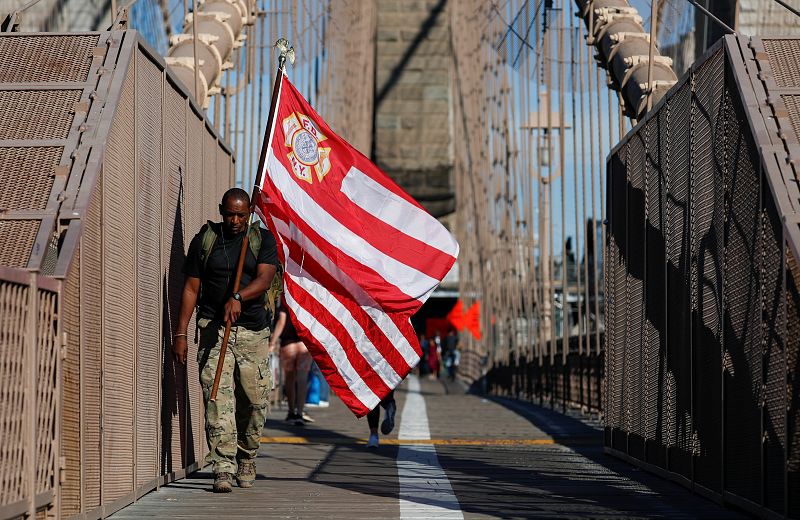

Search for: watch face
xmin=233 ymin=292 xmax=241 ymax=301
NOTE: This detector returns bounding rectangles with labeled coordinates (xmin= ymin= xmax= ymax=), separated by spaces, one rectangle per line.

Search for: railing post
xmin=25 ymin=273 xmax=37 ymax=518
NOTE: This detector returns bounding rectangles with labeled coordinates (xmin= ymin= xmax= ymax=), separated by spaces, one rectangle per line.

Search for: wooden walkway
xmin=110 ymin=376 xmax=745 ymax=519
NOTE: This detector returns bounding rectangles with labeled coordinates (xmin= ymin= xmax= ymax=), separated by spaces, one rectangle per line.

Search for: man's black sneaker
xmin=381 ymin=399 xmax=396 ymax=435
xmin=285 ymin=411 xmax=299 ymax=423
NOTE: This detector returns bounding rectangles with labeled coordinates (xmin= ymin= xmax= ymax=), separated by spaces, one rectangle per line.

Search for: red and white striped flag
xmin=256 ymin=73 xmax=459 ymax=417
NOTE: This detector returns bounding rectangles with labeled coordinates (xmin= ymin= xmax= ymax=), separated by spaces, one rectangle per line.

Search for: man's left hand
xmin=224 ymin=298 xmax=242 ymax=324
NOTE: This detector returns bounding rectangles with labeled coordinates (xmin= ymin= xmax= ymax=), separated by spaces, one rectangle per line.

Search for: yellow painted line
xmin=261 ymin=436 xmax=311 ymax=444
xmin=260 ymin=436 xmax=556 ymax=446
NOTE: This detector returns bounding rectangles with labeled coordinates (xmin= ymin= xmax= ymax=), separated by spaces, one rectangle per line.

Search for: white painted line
xmin=397 ymin=375 xmax=464 ymax=519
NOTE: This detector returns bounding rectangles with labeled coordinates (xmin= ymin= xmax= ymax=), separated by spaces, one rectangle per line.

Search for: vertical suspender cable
xmin=579 ymin=24 xmax=590 ymax=357
xmin=535 ymin=9 xmax=544 ymax=366
xmin=259 ymin=0 xmax=267 ymax=155
xmin=646 ymin=0 xmax=658 ymax=112
xmin=543 ymin=7 xmax=553 ymax=366
xmin=546 ymin=7 xmax=554 ymax=370
xmin=242 ymin=24 xmax=251 ymax=188
xmin=569 ymin=3 xmax=583 ymax=356
xmin=224 ymin=51 xmax=230 ymax=143
xmin=250 ymin=6 xmax=259 ymax=188
xmin=586 ymin=38 xmax=599 ymax=354
xmin=558 ymin=0 xmax=568 ymax=366
xmin=596 ymin=64 xmax=605 ymax=354
xmin=232 ymin=41 xmax=241 ymax=182
xmin=252 ymin=4 xmax=259 ymax=182
xmin=191 ymin=0 xmax=199 ymax=102
xmin=521 ymin=0 xmax=536 ymax=362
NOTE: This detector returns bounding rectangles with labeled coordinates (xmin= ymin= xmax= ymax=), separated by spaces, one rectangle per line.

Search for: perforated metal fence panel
xmin=163 ymin=80 xmax=191 ymax=472
xmin=0 ymin=35 xmax=97 ymax=83
xmin=0 ymin=90 xmax=80 ymax=140
xmin=787 ymin=250 xmax=800 ymax=515
xmin=81 ymin=175 xmax=103 ymax=513
xmin=757 ymin=37 xmax=800 ymax=518
xmin=61 ymin=253 xmax=81 ymax=516
xmin=0 ymin=281 xmax=29 ymax=507
xmin=135 ymin=50 xmax=163 ymax=490
xmin=35 ymin=289 xmax=58 ymax=495
xmin=185 ymin=103 xmax=208 ymax=467
xmin=606 ymin=141 xmax=623 ymax=441
xmin=606 ymin=35 xmax=800 ymax=518
xmin=643 ymin=114 xmax=666 ymax=468
xmin=0 ymin=30 xmax=234 ymax=519
xmin=103 ymin=53 xmax=138 ymax=505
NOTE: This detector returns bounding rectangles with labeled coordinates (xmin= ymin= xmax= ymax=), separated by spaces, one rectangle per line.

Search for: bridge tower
xmin=373 ymin=0 xmax=453 ymax=221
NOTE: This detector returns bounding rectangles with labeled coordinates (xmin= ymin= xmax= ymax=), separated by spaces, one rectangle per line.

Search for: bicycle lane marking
xmin=397 ymin=375 xmax=464 ymax=520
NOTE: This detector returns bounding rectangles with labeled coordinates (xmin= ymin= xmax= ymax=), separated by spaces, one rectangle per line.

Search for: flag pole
xmin=210 ymin=38 xmax=294 ymax=402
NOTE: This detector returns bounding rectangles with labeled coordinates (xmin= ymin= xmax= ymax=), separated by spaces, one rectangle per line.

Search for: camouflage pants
xmin=197 ymin=318 xmax=272 ymax=474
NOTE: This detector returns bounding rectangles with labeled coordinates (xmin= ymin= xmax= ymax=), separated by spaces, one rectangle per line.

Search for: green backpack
xmin=198 ymin=220 xmax=283 ymax=320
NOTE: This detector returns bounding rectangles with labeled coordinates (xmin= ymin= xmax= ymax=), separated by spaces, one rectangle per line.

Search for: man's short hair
xmin=221 ymin=187 xmax=250 ymax=207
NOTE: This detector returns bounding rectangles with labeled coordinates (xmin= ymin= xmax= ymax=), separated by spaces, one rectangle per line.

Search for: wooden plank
xmin=110 ymin=378 xmax=744 ymax=519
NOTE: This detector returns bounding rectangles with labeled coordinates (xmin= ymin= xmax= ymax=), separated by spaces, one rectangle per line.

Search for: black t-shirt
xmin=184 ymin=225 xmax=279 ymax=331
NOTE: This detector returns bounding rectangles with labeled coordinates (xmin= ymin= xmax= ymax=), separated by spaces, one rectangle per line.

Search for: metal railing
xmin=0 ymin=269 xmax=60 ymax=520
xmin=605 ymin=35 xmax=800 ymax=518
xmin=0 ymin=29 xmax=234 ymax=519
xmin=486 ymin=336 xmax=604 ymax=415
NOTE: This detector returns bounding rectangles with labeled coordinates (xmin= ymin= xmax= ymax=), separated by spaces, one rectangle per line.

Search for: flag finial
xmin=274 ymin=38 xmax=295 ymax=68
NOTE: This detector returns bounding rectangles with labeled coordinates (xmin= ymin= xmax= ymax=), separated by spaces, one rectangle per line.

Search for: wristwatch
xmin=232 ymin=292 xmax=242 ymax=302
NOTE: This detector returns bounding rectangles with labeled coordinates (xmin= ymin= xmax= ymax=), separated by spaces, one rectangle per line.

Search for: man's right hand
xmin=173 ymin=336 xmax=188 ymax=364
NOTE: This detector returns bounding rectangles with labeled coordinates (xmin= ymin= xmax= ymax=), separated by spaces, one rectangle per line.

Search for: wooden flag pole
xmin=210 ymin=38 xmax=293 ymax=402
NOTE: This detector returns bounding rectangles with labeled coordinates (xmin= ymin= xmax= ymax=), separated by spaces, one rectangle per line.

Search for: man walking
xmin=172 ymin=188 xmax=279 ymax=493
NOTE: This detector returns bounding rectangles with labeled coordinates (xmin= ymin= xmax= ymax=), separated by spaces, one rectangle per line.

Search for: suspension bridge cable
xmin=558 ymin=0 xmax=568 ymax=365
xmin=578 ymin=22 xmax=590 ymax=357
xmin=597 ymin=65 xmax=606 ymax=355
xmin=684 ymin=0 xmax=736 ymax=34
xmin=585 ymin=37 xmax=599 ymax=355
xmin=771 ymin=0 xmax=800 ymax=19
xmin=570 ymin=6 xmax=584 ymax=356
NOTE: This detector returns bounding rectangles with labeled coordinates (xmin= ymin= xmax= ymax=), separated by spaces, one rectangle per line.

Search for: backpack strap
xmin=247 ymin=221 xmax=261 ymax=260
xmin=199 ymin=220 xmax=218 ymax=273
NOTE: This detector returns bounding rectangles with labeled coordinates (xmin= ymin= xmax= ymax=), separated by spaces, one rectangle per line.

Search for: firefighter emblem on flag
xmin=282 ymin=112 xmax=331 ymax=184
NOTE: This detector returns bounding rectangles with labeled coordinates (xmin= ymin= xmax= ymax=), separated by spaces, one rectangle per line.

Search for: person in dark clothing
xmin=173 ymin=188 xmax=278 ymax=493
xmin=419 ymin=334 xmax=430 ymax=376
xmin=366 ymin=392 xmax=397 ymax=448
xmin=270 ymin=301 xmax=313 ymax=425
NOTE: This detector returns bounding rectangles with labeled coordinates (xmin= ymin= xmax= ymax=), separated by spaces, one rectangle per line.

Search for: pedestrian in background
xmin=270 ymin=300 xmax=313 ymax=426
xmin=444 ymin=329 xmax=459 ymax=381
xmin=365 ymin=392 xmax=397 ymax=448
xmin=419 ymin=333 xmax=430 ymax=376
xmin=428 ymin=331 xmax=441 ymax=379
xmin=447 ymin=345 xmax=461 ymax=381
